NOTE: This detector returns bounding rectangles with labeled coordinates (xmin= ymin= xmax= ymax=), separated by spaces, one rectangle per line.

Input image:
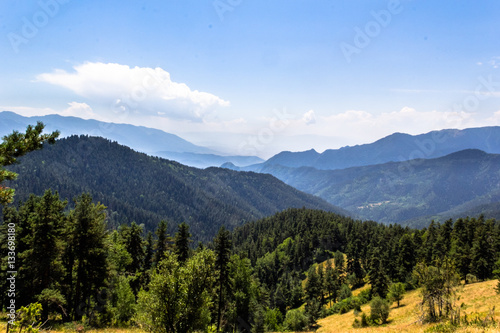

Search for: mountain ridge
xmin=5 ymin=135 xmax=346 ymax=241
xmin=249 ymin=149 xmax=500 ymax=227
xmin=0 ymin=111 xmax=264 ymax=168
xmin=240 ymin=126 xmax=500 ymax=171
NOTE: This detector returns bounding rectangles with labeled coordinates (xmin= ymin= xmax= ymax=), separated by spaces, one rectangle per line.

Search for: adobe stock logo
xmin=340 ymin=0 xmax=403 ymax=63
xmin=7 ymin=0 xmax=71 ymax=54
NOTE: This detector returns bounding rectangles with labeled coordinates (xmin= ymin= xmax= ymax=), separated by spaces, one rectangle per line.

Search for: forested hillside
xmin=250 ymin=149 xmax=500 ymax=226
xmin=5 ymin=135 xmax=343 ymax=241
xmin=231 ymin=208 xmax=500 ymax=314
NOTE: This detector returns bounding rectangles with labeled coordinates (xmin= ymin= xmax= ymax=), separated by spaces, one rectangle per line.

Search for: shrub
xmin=387 ymin=282 xmax=406 ymax=307
xmin=466 ymin=274 xmax=478 ymax=284
xmin=370 ymin=296 xmax=390 ymax=324
xmin=339 ymin=283 xmax=352 ymax=300
xmin=283 ymin=308 xmax=308 ymax=332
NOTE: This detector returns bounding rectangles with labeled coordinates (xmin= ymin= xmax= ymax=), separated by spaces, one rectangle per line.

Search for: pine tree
xmin=215 ymin=226 xmax=232 ymax=333
xmin=68 ymin=193 xmax=109 ymax=320
xmin=144 ymin=231 xmax=154 ymax=272
xmin=305 ymin=265 xmax=322 ymax=325
xmin=121 ymin=222 xmax=145 ymax=274
xmin=449 ymin=218 xmax=471 ymax=281
xmin=396 ymin=233 xmax=416 ymax=282
xmin=120 ymin=222 xmax=145 ymax=295
xmin=24 ymin=190 xmax=67 ymax=319
xmin=368 ymin=247 xmax=390 ymax=299
xmin=324 ymin=259 xmax=340 ymax=306
xmin=174 ymin=222 xmax=191 ymax=264
xmin=153 ymin=220 xmax=169 ymax=267
xmin=469 ymin=222 xmax=496 ymax=280
xmin=387 ymin=282 xmax=405 ymax=307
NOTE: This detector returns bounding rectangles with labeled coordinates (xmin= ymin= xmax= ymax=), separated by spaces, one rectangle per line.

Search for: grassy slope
xmin=317 ymin=280 xmax=500 ymax=333
xmin=1 ymin=281 xmax=498 ymax=332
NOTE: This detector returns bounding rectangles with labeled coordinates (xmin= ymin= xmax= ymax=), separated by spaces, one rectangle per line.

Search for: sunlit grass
xmin=316 ymin=280 xmax=500 ymax=333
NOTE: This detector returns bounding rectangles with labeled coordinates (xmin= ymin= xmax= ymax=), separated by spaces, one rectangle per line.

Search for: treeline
xmin=2 ymin=196 xmax=500 ymax=332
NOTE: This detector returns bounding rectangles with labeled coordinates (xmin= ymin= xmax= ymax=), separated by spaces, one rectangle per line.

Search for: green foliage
xmin=283 ymin=308 xmax=308 ymax=332
xmin=135 ymin=249 xmax=215 ymax=333
xmin=0 ymin=122 xmax=59 ymax=204
xmin=214 ymin=226 xmax=232 ymax=332
xmin=174 ymin=222 xmax=191 ymax=264
xmin=339 ymin=283 xmax=352 ymax=301
xmin=413 ymin=258 xmax=461 ymax=323
xmin=370 ymin=296 xmax=390 ymax=324
xmin=367 ymin=247 xmax=390 ymax=298
xmin=153 ymin=220 xmax=169 ymax=267
xmin=263 ymin=307 xmax=283 ymax=332
xmin=68 ymin=193 xmax=109 ymax=321
xmin=494 ymin=258 xmax=500 ymax=294
xmin=387 ymin=282 xmax=406 ymax=307
xmin=9 ymin=302 xmax=43 ymax=333
xmin=109 ymin=275 xmax=136 ymax=325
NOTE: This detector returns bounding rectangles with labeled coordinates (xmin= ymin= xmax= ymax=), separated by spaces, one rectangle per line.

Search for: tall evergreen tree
xmin=153 ymin=220 xmax=169 ymax=267
xmin=368 ymin=247 xmax=390 ymax=298
xmin=396 ymin=233 xmax=416 ymax=282
xmin=449 ymin=218 xmax=471 ymax=281
xmin=121 ymin=222 xmax=145 ymax=274
xmin=144 ymin=231 xmax=154 ymax=272
xmin=304 ymin=265 xmax=322 ymax=326
xmin=174 ymin=222 xmax=191 ymax=264
xmin=469 ymin=221 xmax=496 ymax=280
xmin=24 ymin=190 xmax=67 ymax=319
xmin=214 ymin=226 xmax=232 ymax=333
xmin=67 ymin=193 xmax=109 ymax=320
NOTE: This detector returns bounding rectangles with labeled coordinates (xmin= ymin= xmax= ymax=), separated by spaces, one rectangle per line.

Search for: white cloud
xmin=60 ymin=102 xmax=99 ymax=120
xmin=36 ymin=62 xmax=230 ymax=121
xmin=278 ymin=107 xmax=499 ymax=153
xmin=302 ymin=109 xmax=316 ymax=125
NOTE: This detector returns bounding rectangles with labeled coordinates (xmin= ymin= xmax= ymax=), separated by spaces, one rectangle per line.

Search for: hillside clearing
xmin=316 ymin=280 xmax=500 ymax=333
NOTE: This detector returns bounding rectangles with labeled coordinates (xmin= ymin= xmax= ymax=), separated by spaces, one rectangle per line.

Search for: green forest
xmin=1 ymin=124 xmax=500 ymax=333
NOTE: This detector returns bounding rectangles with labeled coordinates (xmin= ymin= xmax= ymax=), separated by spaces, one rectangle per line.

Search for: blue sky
xmin=1 ymin=0 xmax=499 ymax=157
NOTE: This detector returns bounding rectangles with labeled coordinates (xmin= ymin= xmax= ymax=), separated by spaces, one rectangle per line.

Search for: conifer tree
xmin=368 ymin=247 xmax=390 ymax=299
xmin=174 ymin=222 xmax=191 ymax=264
xmin=68 ymin=193 xmax=109 ymax=320
xmin=153 ymin=220 xmax=169 ymax=267
xmin=469 ymin=222 xmax=495 ymax=280
xmin=215 ymin=226 xmax=232 ymax=333
xmin=144 ymin=231 xmax=154 ymax=272
xmin=449 ymin=218 xmax=471 ymax=281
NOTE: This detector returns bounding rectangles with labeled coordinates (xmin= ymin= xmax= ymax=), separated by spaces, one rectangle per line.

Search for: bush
xmin=466 ymin=274 xmax=478 ymax=284
xmin=264 ymin=307 xmax=283 ymax=332
xmin=283 ymin=309 xmax=308 ymax=332
xmin=370 ymin=297 xmax=390 ymax=324
xmin=339 ymin=283 xmax=352 ymax=300
xmin=387 ymin=282 xmax=406 ymax=307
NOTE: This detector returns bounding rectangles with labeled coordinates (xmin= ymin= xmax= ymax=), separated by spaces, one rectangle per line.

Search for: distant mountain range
xmin=0 ymin=111 xmax=263 ymax=168
xmin=235 ymin=127 xmax=500 ymax=171
xmin=5 ymin=135 xmax=345 ymax=241
xmin=3 ymin=111 xmax=499 ymax=228
xmin=232 ymin=149 xmax=500 ymax=227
